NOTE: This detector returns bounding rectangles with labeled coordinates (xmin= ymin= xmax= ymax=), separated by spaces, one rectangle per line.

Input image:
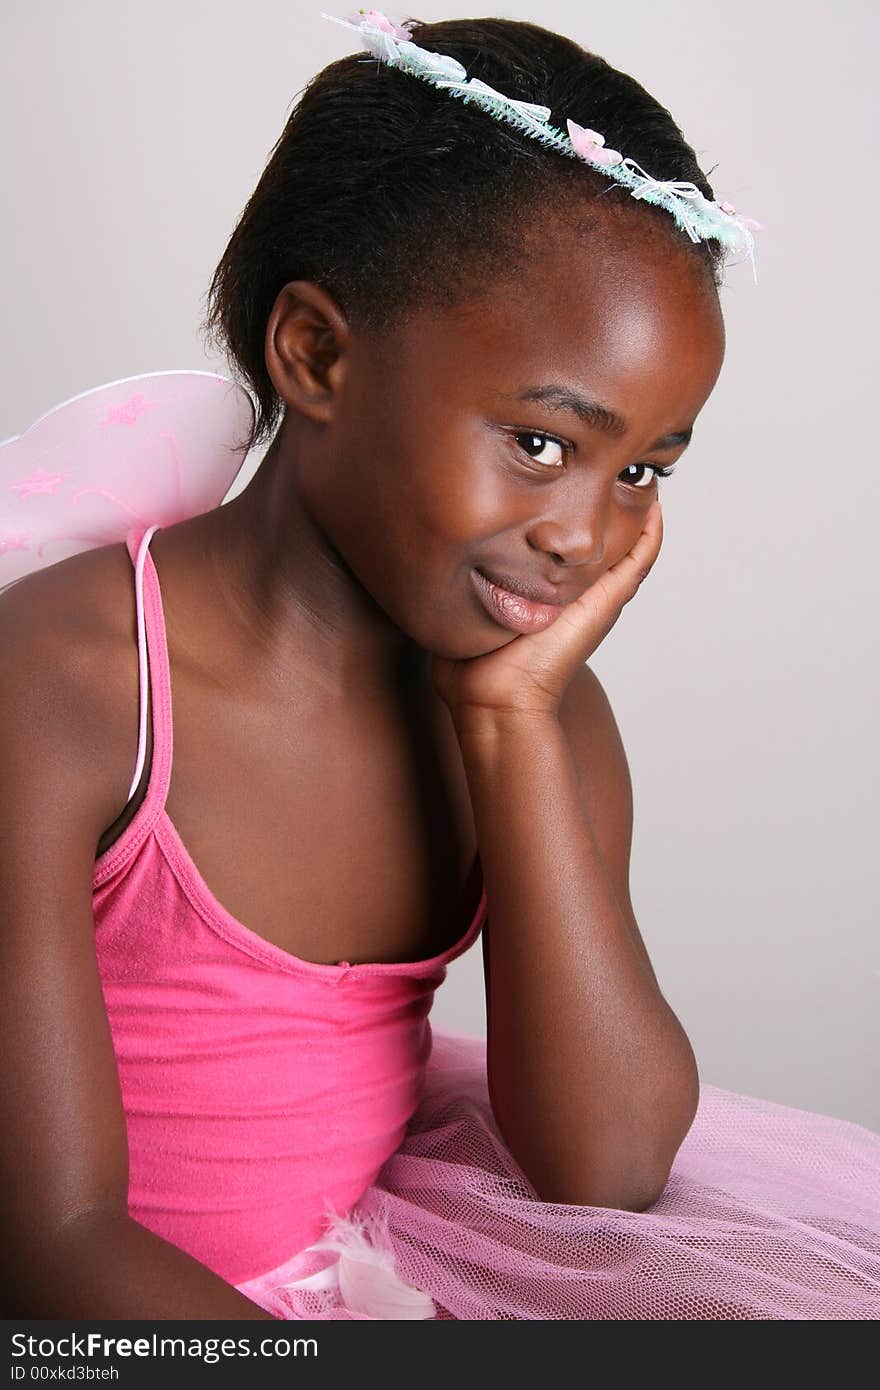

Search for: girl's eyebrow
xmin=495 ymin=384 xmax=694 ymax=451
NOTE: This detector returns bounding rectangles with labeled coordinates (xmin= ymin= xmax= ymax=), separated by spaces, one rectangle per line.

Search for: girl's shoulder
xmin=0 ymin=537 xmax=134 ymax=650
xmin=0 ymin=542 xmax=144 ymax=837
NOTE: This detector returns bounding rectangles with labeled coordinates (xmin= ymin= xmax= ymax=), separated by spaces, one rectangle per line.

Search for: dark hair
xmin=201 ymin=16 xmax=723 ymax=457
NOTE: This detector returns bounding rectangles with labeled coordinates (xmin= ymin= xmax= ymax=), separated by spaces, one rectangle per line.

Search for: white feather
xmin=277 ymin=1205 xmax=436 ymax=1320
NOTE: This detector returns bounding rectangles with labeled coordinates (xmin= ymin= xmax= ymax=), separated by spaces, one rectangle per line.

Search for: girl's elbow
xmin=529 ymin=1162 xmax=672 ymax=1212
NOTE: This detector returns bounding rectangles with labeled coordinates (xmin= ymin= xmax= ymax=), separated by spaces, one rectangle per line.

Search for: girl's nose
xmin=530 ymin=509 xmax=606 ymax=570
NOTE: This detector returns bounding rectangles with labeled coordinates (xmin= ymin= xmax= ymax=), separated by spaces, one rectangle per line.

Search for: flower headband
xmin=321 ymin=8 xmax=763 ymax=283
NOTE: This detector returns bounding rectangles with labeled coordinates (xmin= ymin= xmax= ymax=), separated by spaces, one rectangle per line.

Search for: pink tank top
xmin=92 ymin=524 xmax=487 ymax=1286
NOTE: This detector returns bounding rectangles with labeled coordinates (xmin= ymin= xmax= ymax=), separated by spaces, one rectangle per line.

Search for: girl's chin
xmin=429 ymin=631 xmax=517 ymax=663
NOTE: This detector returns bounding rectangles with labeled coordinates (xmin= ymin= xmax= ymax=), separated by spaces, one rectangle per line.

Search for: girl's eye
xmin=621 ymin=462 xmax=677 ymax=490
xmin=514 ymin=431 xmax=568 ymax=468
xmin=513 ymin=432 xmax=677 ymax=489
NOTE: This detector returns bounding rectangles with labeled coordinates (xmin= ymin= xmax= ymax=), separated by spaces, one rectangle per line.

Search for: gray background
xmin=2 ymin=2 xmax=877 ymax=1130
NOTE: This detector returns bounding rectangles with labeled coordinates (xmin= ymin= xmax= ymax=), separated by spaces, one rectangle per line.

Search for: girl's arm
xmin=433 ymin=500 xmax=698 ymax=1209
xmin=0 ymin=588 xmax=276 ymax=1320
xmin=5 ymin=1212 xmax=278 ymax=1321
xmin=461 ymin=677 xmax=699 ymax=1212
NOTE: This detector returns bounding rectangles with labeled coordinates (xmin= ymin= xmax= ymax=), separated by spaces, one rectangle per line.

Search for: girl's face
xmin=299 ymin=227 xmax=726 ymax=660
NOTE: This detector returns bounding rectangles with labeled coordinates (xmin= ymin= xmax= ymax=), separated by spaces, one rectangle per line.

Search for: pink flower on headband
xmin=714 ymin=199 xmax=765 ymax=231
xmin=345 ymin=9 xmax=413 ymax=41
xmin=566 ymin=118 xmax=622 ymax=168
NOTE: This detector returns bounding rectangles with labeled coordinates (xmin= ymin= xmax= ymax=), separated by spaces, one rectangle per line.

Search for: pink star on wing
xmin=0 ymin=532 xmax=32 ymax=555
xmin=10 ymin=469 xmax=71 ymax=498
xmin=100 ymin=392 xmax=160 ymax=427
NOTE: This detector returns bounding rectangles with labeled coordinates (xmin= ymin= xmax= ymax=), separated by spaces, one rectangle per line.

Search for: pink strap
xmin=122 ymin=525 xmax=174 ymax=815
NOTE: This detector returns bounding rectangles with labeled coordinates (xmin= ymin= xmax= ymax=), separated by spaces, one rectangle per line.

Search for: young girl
xmin=2 ymin=10 xmax=878 ymax=1321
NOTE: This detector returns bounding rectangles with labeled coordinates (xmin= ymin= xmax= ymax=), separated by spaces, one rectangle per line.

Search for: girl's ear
xmin=263 ymin=280 xmax=351 ymax=425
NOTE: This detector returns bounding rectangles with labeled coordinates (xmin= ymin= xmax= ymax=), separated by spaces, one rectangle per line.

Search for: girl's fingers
xmin=609 ymin=498 xmax=663 ymax=590
xmin=536 ymin=499 xmax=663 ymax=673
xmin=433 ymin=500 xmax=664 ymax=724
xmin=587 ymin=498 xmax=663 ymax=614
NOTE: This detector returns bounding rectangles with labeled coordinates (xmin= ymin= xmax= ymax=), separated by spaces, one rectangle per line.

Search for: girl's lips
xmin=471 ymin=568 xmax=565 ymax=635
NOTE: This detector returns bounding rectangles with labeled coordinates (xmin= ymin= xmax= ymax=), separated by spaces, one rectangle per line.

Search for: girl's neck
xmin=171 ymin=439 xmax=427 ymax=705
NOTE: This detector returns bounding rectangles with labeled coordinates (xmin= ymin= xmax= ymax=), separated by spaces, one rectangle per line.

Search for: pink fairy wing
xmin=0 ymin=370 xmax=254 ymax=591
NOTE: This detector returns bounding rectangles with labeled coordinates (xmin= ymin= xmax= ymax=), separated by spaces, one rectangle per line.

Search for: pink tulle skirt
xmin=236 ymin=1031 xmax=880 ymax=1320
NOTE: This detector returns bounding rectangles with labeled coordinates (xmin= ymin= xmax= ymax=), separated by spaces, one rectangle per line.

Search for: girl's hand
xmin=431 ymin=498 xmax=663 ymax=732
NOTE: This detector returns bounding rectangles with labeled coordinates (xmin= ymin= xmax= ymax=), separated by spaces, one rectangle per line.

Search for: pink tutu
xmin=237 ymin=1030 xmax=880 ymax=1320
